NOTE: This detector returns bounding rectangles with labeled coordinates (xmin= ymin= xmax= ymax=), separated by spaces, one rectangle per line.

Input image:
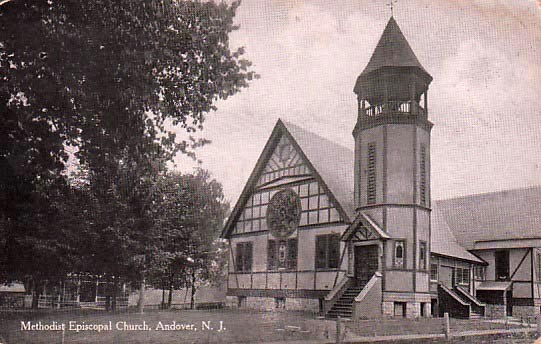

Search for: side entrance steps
xmin=437 ymin=283 xmax=486 ymax=319
xmin=454 ymin=285 xmax=486 ymax=319
xmin=326 ymin=283 xmax=366 ymax=319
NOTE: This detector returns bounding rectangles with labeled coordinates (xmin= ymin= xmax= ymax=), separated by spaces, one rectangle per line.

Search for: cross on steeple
xmin=386 ymin=0 xmax=398 ymax=17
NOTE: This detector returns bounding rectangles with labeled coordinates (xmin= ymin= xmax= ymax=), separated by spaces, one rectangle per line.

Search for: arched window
xmin=394 ymin=240 xmax=405 ymax=268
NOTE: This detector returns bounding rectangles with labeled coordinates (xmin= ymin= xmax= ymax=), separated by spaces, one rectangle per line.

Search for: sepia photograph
xmin=1 ymin=0 xmax=541 ymax=343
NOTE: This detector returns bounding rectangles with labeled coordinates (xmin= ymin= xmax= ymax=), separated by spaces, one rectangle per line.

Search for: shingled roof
xmin=431 ymin=203 xmax=484 ymax=263
xmin=360 ymin=17 xmax=429 ymax=77
xmin=435 ymin=186 xmax=541 ymax=250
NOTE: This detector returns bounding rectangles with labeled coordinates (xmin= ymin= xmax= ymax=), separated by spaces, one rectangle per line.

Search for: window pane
xmin=253 ymin=193 xmax=261 ymax=205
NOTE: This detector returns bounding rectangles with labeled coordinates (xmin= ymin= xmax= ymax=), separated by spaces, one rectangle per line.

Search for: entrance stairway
xmin=437 ymin=284 xmax=485 ymax=319
xmin=326 ymin=284 xmax=365 ymax=319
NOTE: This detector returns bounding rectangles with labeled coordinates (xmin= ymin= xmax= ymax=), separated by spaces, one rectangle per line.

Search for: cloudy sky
xmin=174 ymin=0 xmax=541 ymax=205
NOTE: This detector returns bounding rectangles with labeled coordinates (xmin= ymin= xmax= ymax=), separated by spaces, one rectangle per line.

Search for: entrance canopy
xmin=341 ymin=212 xmax=390 ymax=242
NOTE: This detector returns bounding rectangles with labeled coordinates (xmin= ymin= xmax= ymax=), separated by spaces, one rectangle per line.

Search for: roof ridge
xmin=435 ymin=184 xmax=541 ymax=202
xmin=280 ymin=119 xmax=353 ymax=153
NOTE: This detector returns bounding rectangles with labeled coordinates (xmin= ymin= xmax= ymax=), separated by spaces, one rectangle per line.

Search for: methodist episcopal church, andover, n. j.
xmin=220 ymin=17 xmax=541 ymax=320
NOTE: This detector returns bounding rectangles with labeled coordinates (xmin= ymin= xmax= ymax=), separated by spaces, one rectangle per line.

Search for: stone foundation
xmin=485 ymin=304 xmax=506 ymax=319
xmin=513 ymin=305 xmax=540 ymax=319
xmin=225 ymin=295 xmax=319 ymax=313
xmin=382 ymin=292 xmax=432 ymax=318
xmin=382 ymin=301 xmax=394 ymax=316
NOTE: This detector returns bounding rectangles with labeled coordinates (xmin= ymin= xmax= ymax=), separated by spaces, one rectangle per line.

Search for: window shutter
xmin=245 ymin=242 xmax=253 ymax=271
xmin=420 ymin=145 xmax=427 ymax=206
xmin=236 ymin=243 xmax=244 ymax=271
xmin=287 ymin=238 xmax=298 ymax=270
xmin=315 ymin=236 xmax=327 ymax=269
xmin=328 ymin=235 xmax=340 ymax=269
xmin=367 ymin=143 xmax=377 ymax=204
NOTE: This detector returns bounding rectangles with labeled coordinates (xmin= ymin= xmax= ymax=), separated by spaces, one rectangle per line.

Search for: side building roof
xmin=435 ymin=186 xmax=541 ymax=250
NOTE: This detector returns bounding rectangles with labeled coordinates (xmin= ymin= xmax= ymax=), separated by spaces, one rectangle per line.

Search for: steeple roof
xmin=360 ymin=17 xmax=429 ymax=77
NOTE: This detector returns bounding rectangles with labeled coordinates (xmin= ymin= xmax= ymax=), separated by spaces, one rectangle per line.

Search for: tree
xmin=148 ymin=169 xmax=228 ymax=309
xmin=1 ymin=0 xmax=255 ymax=311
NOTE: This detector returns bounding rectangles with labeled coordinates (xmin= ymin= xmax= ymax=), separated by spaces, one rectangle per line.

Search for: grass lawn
xmin=1 ymin=308 xmax=537 ymax=344
xmin=344 ymin=317 xmax=525 ymax=337
xmin=0 ymin=308 xmax=329 ymax=344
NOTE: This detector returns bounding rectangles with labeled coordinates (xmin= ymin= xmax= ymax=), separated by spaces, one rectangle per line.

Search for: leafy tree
xmin=148 ymin=169 xmax=228 ymax=309
xmin=1 ymin=0 xmax=255 ymax=311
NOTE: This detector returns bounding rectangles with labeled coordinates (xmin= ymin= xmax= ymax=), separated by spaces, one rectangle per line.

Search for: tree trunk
xmin=31 ymin=280 xmax=40 ymax=309
xmin=137 ymin=278 xmax=145 ymax=314
xmin=167 ymin=283 xmax=173 ymax=309
xmin=190 ymin=269 xmax=196 ymax=310
xmin=161 ymin=283 xmax=165 ymax=310
xmin=111 ymin=277 xmax=117 ymax=313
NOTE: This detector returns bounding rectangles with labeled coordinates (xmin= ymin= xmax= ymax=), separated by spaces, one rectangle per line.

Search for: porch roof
xmin=476 ymin=281 xmax=512 ymax=291
xmin=341 ymin=212 xmax=390 ymax=241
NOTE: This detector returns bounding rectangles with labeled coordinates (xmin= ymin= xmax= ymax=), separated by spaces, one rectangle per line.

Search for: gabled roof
xmin=281 ymin=120 xmax=355 ymax=219
xmin=341 ymin=212 xmax=390 ymax=241
xmin=360 ymin=17 xmax=429 ymax=78
xmin=220 ymin=119 xmax=355 ymax=238
xmin=435 ymin=186 xmax=541 ymax=250
xmin=431 ymin=203 xmax=485 ymax=263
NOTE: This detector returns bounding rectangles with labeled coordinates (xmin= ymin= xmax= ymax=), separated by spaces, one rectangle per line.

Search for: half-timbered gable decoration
xmin=223 ymin=119 xmax=354 ymax=238
xmin=257 ymin=135 xmax=310 ymax=186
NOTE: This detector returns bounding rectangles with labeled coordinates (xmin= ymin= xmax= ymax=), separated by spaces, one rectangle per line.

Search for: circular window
xmin=266 ymin=188 xmax=301 ymax=239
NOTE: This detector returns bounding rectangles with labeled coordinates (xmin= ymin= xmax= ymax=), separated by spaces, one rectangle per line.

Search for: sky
xmin=173 ymin=0 xmax=541 ymax=205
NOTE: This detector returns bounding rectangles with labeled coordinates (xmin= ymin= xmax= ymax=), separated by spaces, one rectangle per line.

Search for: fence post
xmin=336 ymin=316 xmax=342 ymax=344
xmin=443 ymin=312 xmax=450 ymax=340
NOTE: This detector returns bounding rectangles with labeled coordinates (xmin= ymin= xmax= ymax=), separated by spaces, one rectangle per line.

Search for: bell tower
xmin=353 ymin=17 xmax=433 ymax=317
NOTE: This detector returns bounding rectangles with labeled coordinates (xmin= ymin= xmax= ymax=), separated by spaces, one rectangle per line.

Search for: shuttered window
xmin=420 ymin=145 xmax=427 ymax=206
xmin=235 ymin=242 xmax=253 ymax=272
xmin=367 ymin=143 xmax=376 ymax=204
xmin=315 ymin=234 xmax=340 ymax=269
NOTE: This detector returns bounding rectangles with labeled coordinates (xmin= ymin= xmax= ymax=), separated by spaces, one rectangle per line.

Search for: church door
xmin=354 ymin=245 xmax=379 ymax=286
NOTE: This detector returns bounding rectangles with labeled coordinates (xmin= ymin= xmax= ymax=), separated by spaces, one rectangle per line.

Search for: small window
xmin=474 ymin=266 xmax=486 ymax=281
xmin=394 ymin=240 xmax=405 ymax=268
xmin=430 ymin=263 xmax=438 ymax=282
xmin=235 ymin=242 xmax=253 ymax=272
xmin=419 ymin=241 xmax=427 ymax=270
xmin=315 ymin=234 xmax=340 ymax=269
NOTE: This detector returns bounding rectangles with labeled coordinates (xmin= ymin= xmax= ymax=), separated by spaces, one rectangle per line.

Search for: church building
xmin=220 ymin=17 xmax=541 ymax=319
